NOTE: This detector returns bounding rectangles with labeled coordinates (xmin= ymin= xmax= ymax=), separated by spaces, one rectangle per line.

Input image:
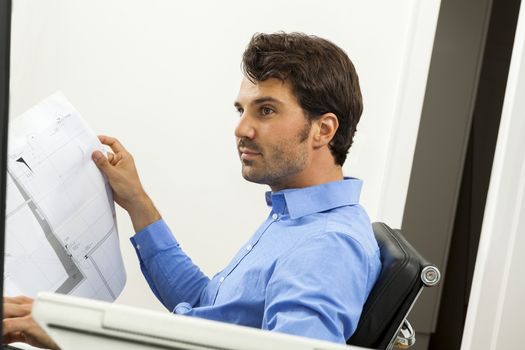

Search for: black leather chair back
xmin=347 ymin=222 xmax=439 ymax=349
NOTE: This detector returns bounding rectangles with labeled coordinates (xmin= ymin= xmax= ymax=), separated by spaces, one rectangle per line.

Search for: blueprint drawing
xmin=4 ymin=92 xmax=126 ymax=301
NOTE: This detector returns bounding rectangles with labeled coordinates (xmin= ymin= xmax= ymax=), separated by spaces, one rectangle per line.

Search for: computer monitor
xmin=33 ymin=292 xmax=360 ymax=350
xmin=0 ymin=0 xmax=12 ymax=339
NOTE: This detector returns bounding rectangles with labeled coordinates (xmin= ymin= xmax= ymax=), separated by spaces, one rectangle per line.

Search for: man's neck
xmin=269 ymin=165 xmax=344 ymax=192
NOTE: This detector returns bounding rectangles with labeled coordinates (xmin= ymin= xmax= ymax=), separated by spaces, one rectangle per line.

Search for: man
xmin=3 ymin=32 xmax=381 ymax=348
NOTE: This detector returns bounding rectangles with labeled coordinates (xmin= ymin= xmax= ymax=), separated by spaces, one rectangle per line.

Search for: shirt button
xmin=272 ymin=213 xmax=279 ymax=220
xmin=246 ymin=244 xmax=252 ymax=251
xmin=136 ymin=244 xmax=141 ymax=250
xmin=219 ymin=277 xmax=225 ymax=283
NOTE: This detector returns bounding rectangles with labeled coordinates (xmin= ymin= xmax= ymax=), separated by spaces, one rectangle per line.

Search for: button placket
xmin=212 ymin=213 xmax=278 ymax=305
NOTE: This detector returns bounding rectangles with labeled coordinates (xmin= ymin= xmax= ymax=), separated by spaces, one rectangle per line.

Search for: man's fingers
xmin=4 ymin=296 xmax=33 ymax=305
xmin=3 ymin=331 xmax=26 ymax=344
xmin=3 ymin=304 xmax=31 ymax=319
xmin=92 ymin=151 xmax=115 ymax=176
xmin=98 ymin=135 xmax=127 ymax=154
xmin=3 ymin=316 xmax=34 ymax=336
xmin=2 ymin=297 xmax=59 ymax=349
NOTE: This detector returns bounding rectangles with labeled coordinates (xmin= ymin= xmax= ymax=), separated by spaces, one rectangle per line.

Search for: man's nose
xmin=234 ymin=114 xmax=255 ymax=139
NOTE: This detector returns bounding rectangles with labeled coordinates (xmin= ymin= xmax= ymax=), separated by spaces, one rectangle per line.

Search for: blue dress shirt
xmin=131 ymin=178 xmax=381 ymax=343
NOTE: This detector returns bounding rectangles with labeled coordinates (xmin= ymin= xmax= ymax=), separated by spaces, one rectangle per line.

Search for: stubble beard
xmin=240 ymin=121 xmax=312 ymax=188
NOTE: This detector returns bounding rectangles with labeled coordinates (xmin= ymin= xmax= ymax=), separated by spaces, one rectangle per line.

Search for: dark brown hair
xmin=242 ymin=32 xmax=363 ymax=166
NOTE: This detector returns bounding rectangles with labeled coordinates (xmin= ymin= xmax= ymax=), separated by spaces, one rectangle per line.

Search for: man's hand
xmin=92 ymin=136 xmax=161 ymax=232
xmin=3 ymin=296 xmax=59 ymax=350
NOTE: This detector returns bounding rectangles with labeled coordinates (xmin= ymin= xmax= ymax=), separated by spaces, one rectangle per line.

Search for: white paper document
xmin=4 ymin=92 xmax=126 ymax=301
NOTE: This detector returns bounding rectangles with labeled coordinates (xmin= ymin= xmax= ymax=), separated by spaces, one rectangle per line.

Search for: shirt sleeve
xmin=130 ymin=219 xmax=210 ymax=311
xmin=262 ymin=231 xmax=375 ymax=343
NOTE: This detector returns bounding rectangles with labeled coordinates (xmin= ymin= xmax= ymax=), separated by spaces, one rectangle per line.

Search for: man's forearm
xmin=127 ymin=194 xmax=161 ymax=233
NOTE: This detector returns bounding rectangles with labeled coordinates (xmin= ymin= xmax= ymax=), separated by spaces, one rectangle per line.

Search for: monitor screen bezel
xmin=0 ymin=0 xmax=12 ymax=339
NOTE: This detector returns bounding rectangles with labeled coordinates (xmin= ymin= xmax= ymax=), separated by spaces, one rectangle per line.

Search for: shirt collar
xmin=265 ymin=177 xmax=363 ymax=220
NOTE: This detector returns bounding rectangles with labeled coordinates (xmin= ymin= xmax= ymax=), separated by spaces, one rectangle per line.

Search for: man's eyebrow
xmin=234 ymin=96 xmax=284 ymax=109
xmin=252 ymin=96 xmax=283 ymax=105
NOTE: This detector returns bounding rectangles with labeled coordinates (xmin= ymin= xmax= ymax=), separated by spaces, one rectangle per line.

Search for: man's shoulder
xmin=322 ymin=204 xmax=378 ymax=256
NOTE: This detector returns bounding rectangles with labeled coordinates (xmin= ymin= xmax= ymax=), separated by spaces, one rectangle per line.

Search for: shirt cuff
xmin=130 ymin=219 xmax=179 ymax=259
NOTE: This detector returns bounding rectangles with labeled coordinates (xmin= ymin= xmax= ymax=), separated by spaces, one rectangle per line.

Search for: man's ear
xmin=312 ymin=113 xmax=339 ymax=148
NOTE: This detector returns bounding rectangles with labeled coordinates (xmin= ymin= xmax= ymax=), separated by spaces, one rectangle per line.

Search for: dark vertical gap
xmin=428 ymin=0 xmax=521 ymax=348
xmin=0 ymin=0 xmax=11 ymax=340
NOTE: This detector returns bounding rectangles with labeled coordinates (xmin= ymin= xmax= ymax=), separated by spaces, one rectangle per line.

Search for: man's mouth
xmin=239 ymin=148 xmax=261 ymax=160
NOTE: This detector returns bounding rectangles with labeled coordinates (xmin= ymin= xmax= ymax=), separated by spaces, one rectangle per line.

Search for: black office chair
xmin=347 ymin=222 xmax=440 ymax=350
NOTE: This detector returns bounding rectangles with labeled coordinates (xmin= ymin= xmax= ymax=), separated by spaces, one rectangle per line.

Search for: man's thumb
xmin=92 ymin=150 xmax=111 ymax=174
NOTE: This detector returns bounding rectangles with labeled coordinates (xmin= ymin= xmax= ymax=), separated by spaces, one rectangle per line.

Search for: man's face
xmin=234 ymin=77 xmax=313 ymax=190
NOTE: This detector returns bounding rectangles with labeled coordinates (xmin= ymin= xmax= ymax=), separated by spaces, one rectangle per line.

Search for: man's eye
xmin=236 ymin=108 xmax=244 ymax=116
xmin=261 ymin=107 xmax=274 ymax=116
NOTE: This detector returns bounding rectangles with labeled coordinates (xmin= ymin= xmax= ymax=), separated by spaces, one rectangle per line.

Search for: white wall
xmin=9 ymin=0 xmax=439 ymax=311
xmin=461 ymin=2 xmax=525 ymax=349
